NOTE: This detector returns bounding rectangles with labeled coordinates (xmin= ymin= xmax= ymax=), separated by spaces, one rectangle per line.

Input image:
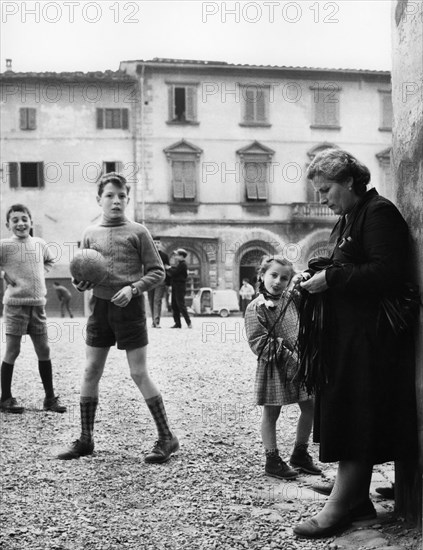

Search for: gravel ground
xmin=1 ymin=316 xmax=421 ymax=550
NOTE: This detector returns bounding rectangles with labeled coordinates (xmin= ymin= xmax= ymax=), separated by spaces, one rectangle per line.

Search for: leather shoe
xmin=294 ymin=514 xmax=351 ymax=539
xmin=375 ymin=485 xmax=394 ymax=499
xmin=350 ymin=498 xmax=377 ymax=521
xmin=57 ymin=439 xmax=94 ymax=460
xmin=170 ymin=325 xmax=181 ymax=329
xmin=310 ymin=480 xmax=335 ymax=496
xmin=144 ymin=435 xmax=179 ymax=464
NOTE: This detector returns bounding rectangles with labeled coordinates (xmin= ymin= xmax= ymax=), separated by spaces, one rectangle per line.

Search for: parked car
xmin=192 ymin=288 xmax=240 ymax=317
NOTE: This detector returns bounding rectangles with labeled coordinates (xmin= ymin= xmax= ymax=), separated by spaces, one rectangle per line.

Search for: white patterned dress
xmin=245 ymin=292 xmax=309 ymax=406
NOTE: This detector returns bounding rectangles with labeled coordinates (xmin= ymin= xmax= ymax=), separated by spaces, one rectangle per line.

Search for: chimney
xmin=6 ymin=59 xmax=12 ymax=70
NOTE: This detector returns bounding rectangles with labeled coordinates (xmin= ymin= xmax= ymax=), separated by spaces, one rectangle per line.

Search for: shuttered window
xmin=96 ymin=108 xmax=129 ymax=129
xmin=167 ymin=84 xmax=198 ymax=123
xmin=19 ymin=108 xmax=36 ymax=130
xmin=244 ymin=161 xmax=268 ymax=201
xmin=311 ymin=85 xmax=341 ymax=128
xmin=7 ymin=162 xmax=44 ymax=188
xmin=241 ymin=86 xmax=269 ymax=125
xmin=379 ymin=91 xmax=393 ymax=130
xmin=172 ymin=160 xmax=196 ymax=200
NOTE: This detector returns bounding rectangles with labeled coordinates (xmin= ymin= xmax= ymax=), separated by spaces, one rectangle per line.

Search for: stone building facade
xmin=1 ymin=60 xmax=393 ymax=312
xmin=0 ymin=70 xmax=139 ymax=315
xmin=120 ymin=58 xmax=393 ymax=301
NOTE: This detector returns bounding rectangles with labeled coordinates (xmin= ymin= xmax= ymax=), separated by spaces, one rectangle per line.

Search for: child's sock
xmin=80 ymin=397 xmax=98 ymax=443
xmin=1 ymin=361 xmax=14 ymax=401
xmin=38 ymin=360 xmax=54 ymax=399
xmin=145 ymin=394 xmax=172 ymax=440
xmin=265 ymin=448 xmax=279 ymax=458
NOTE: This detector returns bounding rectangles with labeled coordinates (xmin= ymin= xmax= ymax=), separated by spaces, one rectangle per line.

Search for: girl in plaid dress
xmin=245 ymin=256 xmax=321 ymax=480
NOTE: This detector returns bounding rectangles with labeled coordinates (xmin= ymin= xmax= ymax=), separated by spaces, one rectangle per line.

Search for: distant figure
xmin=53 ymin=282 xmax=73 ymax=318
xmin=167 ymin=248 xmax=192 ymax=329
xmin=239 ymin=278 xmax=255 ymax=317
xmin=148 ymin=239 xmax=170 ymax=328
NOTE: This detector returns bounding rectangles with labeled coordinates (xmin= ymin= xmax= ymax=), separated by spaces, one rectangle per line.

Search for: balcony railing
xmin=292 ymin=203 xmax=336 ymax=218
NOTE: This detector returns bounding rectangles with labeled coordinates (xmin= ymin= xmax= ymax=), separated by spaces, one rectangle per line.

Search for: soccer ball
xmin=69 ymin=249 xmax=108 ymax=285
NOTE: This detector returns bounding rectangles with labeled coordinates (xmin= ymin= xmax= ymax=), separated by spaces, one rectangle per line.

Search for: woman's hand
xmin=291 ymin=272 xmax=311 ymax=287
xmin=111 ymin=286 xmax=132 ymax=308
xmin=300 ymin=270 xmax=328 ymax=294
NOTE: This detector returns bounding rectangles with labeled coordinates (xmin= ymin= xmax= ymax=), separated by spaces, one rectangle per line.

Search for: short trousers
xmin=86 ymin=295 xmax=148 ymax=350
xmin=3 ymin=304 xmax=48 ymax=336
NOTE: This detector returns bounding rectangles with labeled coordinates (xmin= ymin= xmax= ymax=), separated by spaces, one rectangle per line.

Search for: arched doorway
xmin=184 ymin=249 xmax=201 ymax=305
xmin=239 ymin=248 xmax=269 ymax=289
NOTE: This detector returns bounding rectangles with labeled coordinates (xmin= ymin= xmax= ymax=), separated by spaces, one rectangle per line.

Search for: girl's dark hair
xmin=6 ymin=203 xmax=32 ymax=222
xmin=256 ymin=255 xmax=295 ymax=293
xmin=306 ymin=149 xmax=371 ymax=196
xmin=97 ymin=172 xmax=130 ymax=196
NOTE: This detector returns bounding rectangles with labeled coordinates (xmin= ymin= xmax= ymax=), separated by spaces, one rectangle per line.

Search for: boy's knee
xmin=83 ymin=364 xmax=103 ymax=383
xmin=130 ymin=368 xmax=149 ymax=385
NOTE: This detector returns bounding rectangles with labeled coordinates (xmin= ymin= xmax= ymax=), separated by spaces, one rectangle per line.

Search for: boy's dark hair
xmin=97 ymin=172 xmax=130 ymax=196
xmin=6 ymin=204 xmax=32 ymax=222
xmin=53 ymin=282 xmax=60 ymax=286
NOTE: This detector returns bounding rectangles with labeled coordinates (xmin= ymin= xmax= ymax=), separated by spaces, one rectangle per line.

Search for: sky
xmin=1 ymin=1 xmax=393 ymax=74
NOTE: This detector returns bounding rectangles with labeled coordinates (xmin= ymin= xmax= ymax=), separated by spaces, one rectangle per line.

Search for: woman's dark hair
xmin=306 ymin=149 xmax=371 ymax=196
xmin=256 ymin=255 xmax=295 ymax=294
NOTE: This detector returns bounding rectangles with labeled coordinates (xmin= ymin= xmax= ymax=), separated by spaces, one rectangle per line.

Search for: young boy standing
xmin=0 ymin=204 xmax=67 ymax=414
xmin=57 ymin=173 xmax=179 ymax=463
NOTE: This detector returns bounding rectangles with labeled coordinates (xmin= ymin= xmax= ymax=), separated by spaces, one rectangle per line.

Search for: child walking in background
xmin=244 ymin=255 xmax=320 ymax=479
xmin=57 ymin=173 xmax=179 ymax=463
xmin=0 ymin=204 xmax=67 ymax=414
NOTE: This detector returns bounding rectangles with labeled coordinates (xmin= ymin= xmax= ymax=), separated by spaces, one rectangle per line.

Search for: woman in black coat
xmin=294 ymin=149 xmax=418 ymax=539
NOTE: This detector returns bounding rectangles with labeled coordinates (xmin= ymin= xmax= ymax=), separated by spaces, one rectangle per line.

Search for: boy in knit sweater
xmin=57 ymin=172 xmax=179 ymax=463
xmin=0 ymin=204 xmax=67 ymax=414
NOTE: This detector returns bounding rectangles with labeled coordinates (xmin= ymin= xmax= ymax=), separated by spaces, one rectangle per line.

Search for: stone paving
xmin=1 ymin=314 xmax=420 ymax=550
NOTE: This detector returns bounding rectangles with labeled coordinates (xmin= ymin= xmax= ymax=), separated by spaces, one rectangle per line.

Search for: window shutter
xmin=256 ymin=162 xmax=267 ymax=199
xmin=245 ymin=162 xmax=258 ymax=199
xmin=382 ymin=93 xmax=392 ymax=128
xmin=315 ymin=90 xmax=339 ymax=125
xmin=121 ymin=109 xmax=129 ymax=129
xmin=38 ymin=162 xmax=45 ymax=189
xmin=244 ymin=88 xmax=256 ymax=122
xmin=96 ymin=108 xmax=104 ymax=129
xmin=185 ymin=87 xmax=197 ymax=122
xmin=28 ymin=108 xmax=36 ymax=130
xmin=183 ymin=161 xmax=196 ymax=199
xmin=314 ymin=92 xmax=326 ymax=125
xmin=172 ymin=161 xmax=185 ymax=199
xmin=325 ymin=92 xmax=339 ymax=125
xmin=9 ymin=162 xmax=19 ymax=188
xmin=168 ymin=86 xmax=174 ymax=120
xmin=20 ymin=108 xmax=28 ymax=129
xmin=256 ymin=88 xmax=267 ymax=122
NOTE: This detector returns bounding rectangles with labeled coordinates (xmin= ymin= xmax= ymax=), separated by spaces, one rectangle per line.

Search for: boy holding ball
xmin=58 ymin=173 xmax=179 ymax=463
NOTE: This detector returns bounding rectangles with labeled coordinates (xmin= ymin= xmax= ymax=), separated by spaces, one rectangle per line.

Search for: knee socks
xmin=38 ymin=360 xmax=54 ymax=399
xmin=145 ymin=394 xmax=172 ymax=440
xmin=1 ymin=361 xmax=14 ymax=401
xmin=80 ymin=397 xmax=98 ymax=443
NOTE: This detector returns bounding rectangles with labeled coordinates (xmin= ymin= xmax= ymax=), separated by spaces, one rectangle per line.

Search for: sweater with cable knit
xmin=0 ymin=236 xmax=54 ymax=306
xmin=82 ymin=217 xmax=165 ymax=301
